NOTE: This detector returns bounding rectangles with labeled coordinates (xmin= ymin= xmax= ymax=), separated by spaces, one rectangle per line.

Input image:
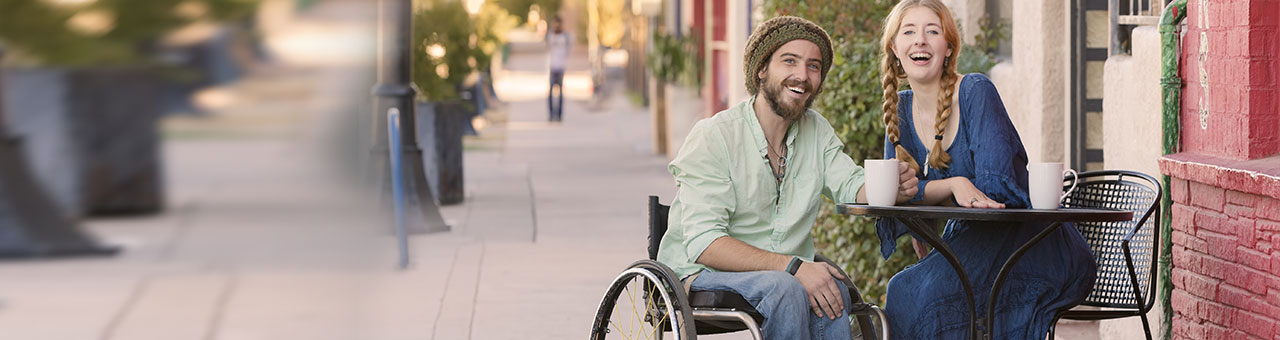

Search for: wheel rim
xmin=593 ymin=268 xmax=681 ymax=340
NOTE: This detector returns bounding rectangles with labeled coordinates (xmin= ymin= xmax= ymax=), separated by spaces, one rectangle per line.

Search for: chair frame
xmin=590 ymin=196 xmax=888 ymax=340
xmin=1048 ymin=170 xmax=1162 ymax=340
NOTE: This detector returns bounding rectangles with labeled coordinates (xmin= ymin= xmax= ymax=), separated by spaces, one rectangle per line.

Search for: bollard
xmin=388 ymin=108 xmax=410 ymax=269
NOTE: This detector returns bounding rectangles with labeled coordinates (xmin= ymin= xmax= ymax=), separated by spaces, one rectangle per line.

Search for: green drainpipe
xmin=1159 ymin=1 xmax=1187 ymax=339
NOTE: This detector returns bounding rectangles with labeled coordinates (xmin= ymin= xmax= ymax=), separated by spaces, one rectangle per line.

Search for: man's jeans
xmin=548 ymin=70 xmax=565 ymax=121
xmin=689 ymin=270 xmax=853 ymax=340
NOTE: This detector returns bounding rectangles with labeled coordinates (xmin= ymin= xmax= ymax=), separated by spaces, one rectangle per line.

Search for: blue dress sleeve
xmin=964 ymin=75 xmax=1031 ymax=208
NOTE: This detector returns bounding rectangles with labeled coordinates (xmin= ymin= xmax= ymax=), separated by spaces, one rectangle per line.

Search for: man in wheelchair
xmin=656 ymin=16 xmax=917 ymax=339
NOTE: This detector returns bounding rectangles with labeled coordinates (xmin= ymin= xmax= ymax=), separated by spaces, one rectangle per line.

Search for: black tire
xmin=591 ymin=260 xmax=695 ymax=340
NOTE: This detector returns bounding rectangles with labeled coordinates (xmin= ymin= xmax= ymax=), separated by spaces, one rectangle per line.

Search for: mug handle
xmin=1060 ymin=169 xmax=1079 ymax=203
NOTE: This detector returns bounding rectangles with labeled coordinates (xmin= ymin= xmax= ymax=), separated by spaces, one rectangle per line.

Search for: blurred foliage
xmin=570 ymin=0 xmax=623 ymax=48
xmin=0 ymin=0 xmax=259 ymax=66
xmin=971 ymin=14 xmax=1010 ymax=58
xmin=646 ymin=29 xmax=701 ymax=88
xmin=413 ymin=0 xmax=515 ymax=102
xmin=473 ymin=2 xmax=518 ymax=71
xmin=494 ymin=0 xmax=559 ymax=24
xmin=412 ymin=0 xmax=475 ymax=102
xmin=594 ymin=0 xmax=624 ymax=48
xmin=763 ymin=0 xmax=1007 ymax=305
xmin=956 ymin=14 xmax=1009 ymax=76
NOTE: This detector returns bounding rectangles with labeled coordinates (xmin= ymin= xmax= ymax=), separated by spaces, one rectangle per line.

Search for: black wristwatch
xmin=785 ymin=256 xmax=803 ymax=275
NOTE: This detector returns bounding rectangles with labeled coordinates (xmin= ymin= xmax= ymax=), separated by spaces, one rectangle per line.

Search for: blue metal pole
xmin=388 ymin=108 xmax=409 ymax=269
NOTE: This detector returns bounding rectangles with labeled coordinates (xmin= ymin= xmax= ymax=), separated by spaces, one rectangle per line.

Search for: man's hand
xmin=794 ymin=261 xmax=846 ymax=320
xmin=896 ymin=161 xmax=919 ymax=203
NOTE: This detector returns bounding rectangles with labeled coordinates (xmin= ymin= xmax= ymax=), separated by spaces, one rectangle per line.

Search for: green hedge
xmin=0 ymin=0 xmax=260 ymax=66
xmin=762 ymin=0 xmax=1005 ymax=305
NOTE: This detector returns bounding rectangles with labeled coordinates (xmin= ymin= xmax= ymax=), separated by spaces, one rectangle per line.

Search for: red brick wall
xmin=1179 ymin=0 xmax=1280 ymax=160
xmin=1162 ymin=153 xmax=1280 ymax=340
xmin=1167 ymin=1 xmax=1280 ymax=338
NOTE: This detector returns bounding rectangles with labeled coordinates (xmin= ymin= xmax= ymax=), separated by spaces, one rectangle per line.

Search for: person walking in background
xmin=545 ymin=17 xmax=571 ymax=122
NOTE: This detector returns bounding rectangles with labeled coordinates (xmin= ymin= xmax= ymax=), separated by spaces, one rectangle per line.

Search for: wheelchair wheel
xmin=816 ymin=254 xmax=887 ymax=340
xmin=591 ymin=260 xmax=694 ymax=340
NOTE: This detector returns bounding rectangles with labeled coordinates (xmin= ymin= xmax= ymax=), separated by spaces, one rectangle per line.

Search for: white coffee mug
xmin=864 ymin=159 xmax=899 ymax=206
xmin=1028 ymin=162 xmax=1078 ymax=210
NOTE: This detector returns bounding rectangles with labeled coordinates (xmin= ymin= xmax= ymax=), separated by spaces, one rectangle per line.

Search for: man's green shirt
xmin=657 ymin=97 xmax=867 ymax=279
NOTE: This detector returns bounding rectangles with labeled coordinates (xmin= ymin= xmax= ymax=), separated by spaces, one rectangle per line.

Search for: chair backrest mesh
xmin=1061 ymin=173 xmax=1159 ymax=309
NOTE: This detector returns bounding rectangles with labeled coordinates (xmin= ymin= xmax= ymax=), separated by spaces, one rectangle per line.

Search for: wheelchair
xmin=589 ymin=196 xmax=889 ymax=339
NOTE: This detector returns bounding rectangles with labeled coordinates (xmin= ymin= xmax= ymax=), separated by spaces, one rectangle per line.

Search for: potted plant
xmin=411 ymin=0 xmax=480 ymax=205
xmin=0 ymin=0 xmax=260 ymax=216
xmin=646 ymin=28 xmax=702 ymax=159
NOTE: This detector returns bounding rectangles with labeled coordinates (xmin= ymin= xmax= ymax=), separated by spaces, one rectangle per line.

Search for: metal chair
xmin=589 ymin=196 xmax=888 ymax=339
xmin=1048 ymin=170 xmax=1162 ymax=340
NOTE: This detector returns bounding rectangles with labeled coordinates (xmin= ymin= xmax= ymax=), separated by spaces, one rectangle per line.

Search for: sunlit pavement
xmin=0 ymin=0 xmax=683 ymax=339
xmin=0 ymin=0 xmax=390 ymax=339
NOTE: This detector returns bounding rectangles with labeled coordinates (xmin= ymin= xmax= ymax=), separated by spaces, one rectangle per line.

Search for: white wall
xmin=1101 ymin=26 xmax=1164 ymax=184
xmin=941 ymin=0 xmax=985 ymax=45
xmin=1098 ymin=24 xmax=1167 ymax=340
xmin=987 ymin=0 xmax=1069 ymax=164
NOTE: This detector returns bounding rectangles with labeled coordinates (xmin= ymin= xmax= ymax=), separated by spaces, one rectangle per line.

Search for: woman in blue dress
xmin=874 ymin=0 xmax=1097 ymax=338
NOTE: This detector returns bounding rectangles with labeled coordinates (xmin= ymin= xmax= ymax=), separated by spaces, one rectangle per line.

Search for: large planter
xmin=415 ymin=100 xmax=466 ymax=206
xmin=663 ymin=83 xmax=704 ymax=160
xmin=2 ymin=67 xmax=166 ymax=216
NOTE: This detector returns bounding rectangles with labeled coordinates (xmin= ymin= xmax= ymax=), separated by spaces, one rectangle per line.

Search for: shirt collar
xmin=744 ymin=96 xmax=801 ymax=158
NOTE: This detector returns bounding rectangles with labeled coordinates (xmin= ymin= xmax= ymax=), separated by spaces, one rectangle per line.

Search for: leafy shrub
xmin=473 ymin=3 xmax=518 ymax=72
xmin=413 ymin=1 xmax=517 ymax=102
xmin=0 ymin=0 xmax=260 ymax=66
xmin=412 ymin=0 xmax=481 ymax=102
xmin=646 ymin=29 xmax=701 ymax=88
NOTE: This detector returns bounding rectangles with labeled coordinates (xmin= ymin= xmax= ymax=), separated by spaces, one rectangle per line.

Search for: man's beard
xmin=761 ymin=75 xmax=817 ymax=121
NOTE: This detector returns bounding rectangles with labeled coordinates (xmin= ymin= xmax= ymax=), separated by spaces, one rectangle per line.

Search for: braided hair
xmin=879 ymin=0 xmax=962 ymax=173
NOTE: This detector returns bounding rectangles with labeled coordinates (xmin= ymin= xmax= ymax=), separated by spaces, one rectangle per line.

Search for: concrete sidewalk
xmin=0 ymin=1 xmax=677 ymax=339
xmin=423 ymin=26 xmax=677 ymax=338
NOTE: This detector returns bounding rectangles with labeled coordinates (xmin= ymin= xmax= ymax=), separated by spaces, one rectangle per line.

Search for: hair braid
xmin=881 ymin=55 xmax=918 ymax=174
xmin=929 ymin=67 xmax=958 ymax=169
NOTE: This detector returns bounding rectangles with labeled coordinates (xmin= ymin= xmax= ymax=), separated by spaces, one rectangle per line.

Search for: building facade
xmin=1160 ymin=0 xmax=1280 ymax=339
xmin=653 ymin=0 xmax=1279 ymax=338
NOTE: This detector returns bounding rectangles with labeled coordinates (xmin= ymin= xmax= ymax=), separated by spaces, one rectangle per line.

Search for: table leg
xmin=987 ymin=222 xmax=1065 ymax=340
xmin=899 ymin=217 xmax=978 ymax=340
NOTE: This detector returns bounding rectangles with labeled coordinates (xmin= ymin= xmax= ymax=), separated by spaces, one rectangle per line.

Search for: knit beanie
xmin=743 ymin=16 xmax=833 ymax=95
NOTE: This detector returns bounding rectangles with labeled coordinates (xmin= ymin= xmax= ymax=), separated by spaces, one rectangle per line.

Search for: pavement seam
xmin=157 ymin=201 xmax=199 ymax=261
xmin=466 ymin=242 xmax=486 ymax=340
xmin=429 ymin=243 xmax=462 ymax=340
xmin=528 ymin=170 xmax=538 ymax=243
xmin=99 ymin=275 xmax=150 ymax=340
xmin=203 ymin=270 xmax=237 ymax=340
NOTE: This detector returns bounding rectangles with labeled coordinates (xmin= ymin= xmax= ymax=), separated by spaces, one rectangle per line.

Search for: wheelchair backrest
xmin=648 ymin=196 xmax=670 ymax=261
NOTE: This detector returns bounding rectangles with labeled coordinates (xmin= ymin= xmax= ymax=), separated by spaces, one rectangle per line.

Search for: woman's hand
xmin=911 ymin=238 xmax=929 ymax=259
xmin=896 ymin=161 xmax=919 ymax=204
xmin=948 ymin=177 xmax=1005 ymax=209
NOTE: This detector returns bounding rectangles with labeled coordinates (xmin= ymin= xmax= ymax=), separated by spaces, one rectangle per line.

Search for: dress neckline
xmin=901 ymin=74 xmax=971 ymax=174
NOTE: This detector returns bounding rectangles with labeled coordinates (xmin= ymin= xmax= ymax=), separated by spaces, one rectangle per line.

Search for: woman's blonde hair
xmin=880 ymin=0 xmax=962 ymax=173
